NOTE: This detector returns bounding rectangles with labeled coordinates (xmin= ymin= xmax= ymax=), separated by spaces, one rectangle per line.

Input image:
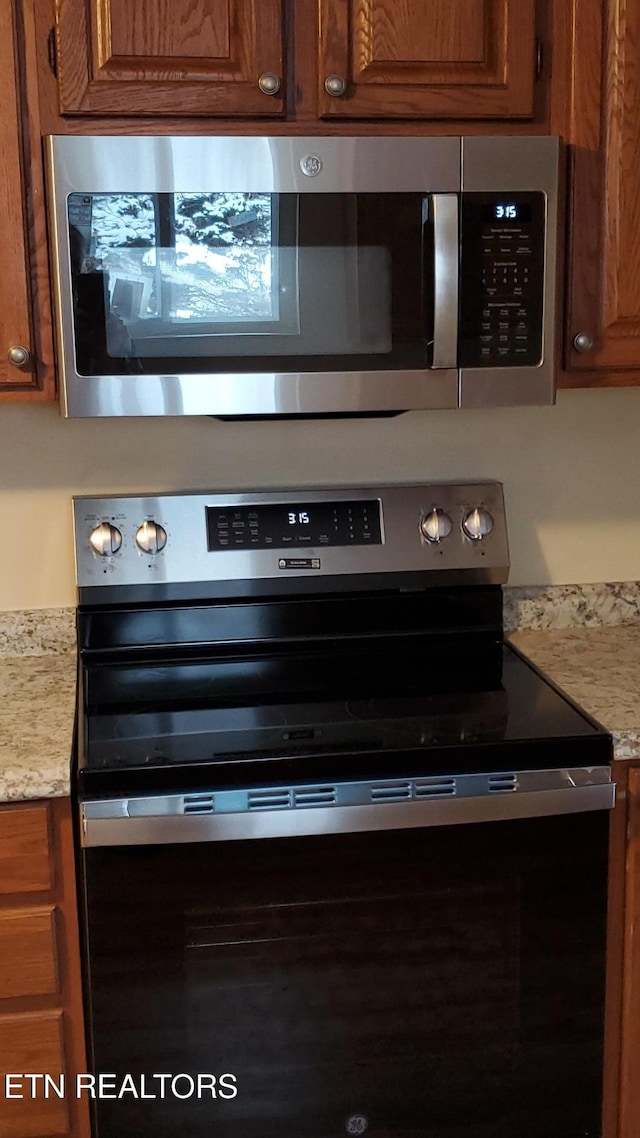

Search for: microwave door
xmin=428 ymin=194 xmax=459 ymax=371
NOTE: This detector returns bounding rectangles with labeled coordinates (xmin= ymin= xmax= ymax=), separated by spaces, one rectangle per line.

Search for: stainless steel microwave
xmin=45 ymin=135 xmax=560 ymax=418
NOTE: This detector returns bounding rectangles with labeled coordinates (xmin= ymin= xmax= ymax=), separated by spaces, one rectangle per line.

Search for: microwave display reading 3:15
xmin=206 ymin=501 xmax=382 ymax=550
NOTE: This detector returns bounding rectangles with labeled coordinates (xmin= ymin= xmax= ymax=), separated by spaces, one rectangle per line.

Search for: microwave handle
xmin=430 ymin=194 xmax=459 ymax=369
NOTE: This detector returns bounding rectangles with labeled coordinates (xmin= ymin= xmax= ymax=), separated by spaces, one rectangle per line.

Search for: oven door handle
xmin=430 ymin=193 xmax=459 ymax=370
xmin=80 ymin=766 xmax=614 ymax=847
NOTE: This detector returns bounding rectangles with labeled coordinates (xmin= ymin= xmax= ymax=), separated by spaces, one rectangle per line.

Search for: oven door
xmin=47 ymin=135 xmax=462 ymax=416
xmin=79 ymin=791 xmax=611 ymax=1138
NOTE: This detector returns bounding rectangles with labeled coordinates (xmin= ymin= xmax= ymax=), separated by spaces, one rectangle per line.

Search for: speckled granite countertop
xmin=510 ymin=627 xmax=640 ymax=760
xmin=0 ymin=653 xmax=76 ymax=801
xmin=1 ymin=584 xmax=639 ymax=803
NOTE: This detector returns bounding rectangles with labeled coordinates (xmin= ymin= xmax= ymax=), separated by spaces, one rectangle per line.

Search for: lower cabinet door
xmin=0 ymin=908 xmax=59 ymax=1001
xmin=0 ymin=1011 xmax=70 ymax=1137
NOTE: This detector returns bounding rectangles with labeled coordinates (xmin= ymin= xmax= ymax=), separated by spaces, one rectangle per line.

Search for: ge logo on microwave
xmin=300 ymin=154 xmax=323 ymax=177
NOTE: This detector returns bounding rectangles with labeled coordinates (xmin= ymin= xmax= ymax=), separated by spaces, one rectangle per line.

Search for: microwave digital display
xmin=483 ymin=203 xmax=533 ymax=223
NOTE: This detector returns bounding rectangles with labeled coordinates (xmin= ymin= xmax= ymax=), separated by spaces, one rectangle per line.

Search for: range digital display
xmin=206 ymin=500 xmax=381 ymax=551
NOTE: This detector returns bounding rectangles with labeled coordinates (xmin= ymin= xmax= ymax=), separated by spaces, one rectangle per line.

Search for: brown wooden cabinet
xmin=0 ymin=2 xmax=54 ymax=401
xmin=22 ymin=0 xmax=640 ymax=394
xmin=51 ymin=0 xmax=541 ymax=123
xmin=557 ymin=0 xmax=640 ymax=382
xmin=317 ymin=0 xmax=539 ymax=120
xmin=53 ymin=0 xmax=286 ymax=118
xmin=0 ymin=799 xmax=90 ymax=1138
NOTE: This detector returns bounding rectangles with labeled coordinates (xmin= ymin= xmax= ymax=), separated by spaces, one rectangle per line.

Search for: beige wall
xmin=2 ymin=386 xmax=640 ymax=610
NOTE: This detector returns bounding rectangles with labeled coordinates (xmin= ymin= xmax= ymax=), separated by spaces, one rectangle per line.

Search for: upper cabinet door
xmin=318 ymin=0 xmax=537 ymax=119
xmin=564 ymin=0 xmax=640 ymax=374
xmin=54 ymin=0 xmax=285 ymax=116
xmin=0 ymin=0 xmax=42 ymax=391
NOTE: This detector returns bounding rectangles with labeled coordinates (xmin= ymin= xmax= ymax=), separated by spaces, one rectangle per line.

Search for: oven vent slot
xmin=371 ymin=782 xmax=412 ymax=802
xmin=294 ymin=786 xmax=336 ymax=807
xmin=183 ymin=794 xmax=215 ymax=815
xmin=248 ymin=789 xmax=292 ymax=811
xmin=488 ymin=773 xmax=518 ymax=793
xmin=414 ymin=777 xmax=457 ymax=798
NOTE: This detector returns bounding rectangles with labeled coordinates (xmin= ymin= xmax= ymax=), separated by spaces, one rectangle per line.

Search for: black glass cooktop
xmin=77 ymin=645 xmax=612 ymax=799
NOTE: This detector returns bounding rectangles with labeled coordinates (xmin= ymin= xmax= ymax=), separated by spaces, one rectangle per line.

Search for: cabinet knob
xmin=7 ymin=345 xmax=30 ymax=367
xmin=325 ymin=75 xmax=347 ymax=97
xmin=258 ymin=72 xmax=281 ymax=96
xmin=573 ymin=332 xmax=594 ymax=354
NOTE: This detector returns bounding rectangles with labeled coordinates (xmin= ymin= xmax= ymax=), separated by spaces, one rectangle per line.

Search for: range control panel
xmin=206 ymin=500 xmax=382 ymax=551
xmin=73 ymin=483 xmax=509 ymax=594
xmin=459 ymin=192 xmax=546 ymax=368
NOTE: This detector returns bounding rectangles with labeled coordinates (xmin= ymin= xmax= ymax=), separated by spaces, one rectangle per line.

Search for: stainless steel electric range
xmin=73 ymin=482 xmax=614 ymax=1138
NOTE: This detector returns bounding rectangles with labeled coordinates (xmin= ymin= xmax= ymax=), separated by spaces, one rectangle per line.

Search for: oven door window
xmin=67 ymin=192 xmax=434 ymax=376
xmin=83 ymin=812 xmax=607 ymax=1138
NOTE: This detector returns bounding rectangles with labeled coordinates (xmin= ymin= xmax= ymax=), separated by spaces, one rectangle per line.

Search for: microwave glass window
xmin=172 ymin=193 xmax=278 ymax=325
xmin=66 ymin=192 xmax=434 ymax=377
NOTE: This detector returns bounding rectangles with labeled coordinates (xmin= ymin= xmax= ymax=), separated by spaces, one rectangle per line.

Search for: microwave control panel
xmin=458 ymin=192 xmax=545 ymax=368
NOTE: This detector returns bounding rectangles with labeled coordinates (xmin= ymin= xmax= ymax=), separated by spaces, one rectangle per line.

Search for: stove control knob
xmin=89 ymin=522 xmax=122 ymax=557
xmin=135 ymin=520 xmax=167 ymax=555
xmin=462 ymin=507 xmax=494 ymax=542
xmin=420 ymin=508 xmax=453 ymax=543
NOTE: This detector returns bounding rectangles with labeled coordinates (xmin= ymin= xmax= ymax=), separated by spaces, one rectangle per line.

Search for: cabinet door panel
xmin=318 ymin=0 xmax=537 ymax=119
xmin=565 ymin=0 xmax=640 ymax=373
xmin=55 ymin=0 xmax=285 ymax=116
xmin=0 ymin=1013 xmax=70 ymax=1138
xmin=0 ymin=1 xmax=36 ymax=389
xmin=0 ymin=909 xmax=59 ymax=1000
xmin=0 ymin=804 xmax=52 ymax=896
